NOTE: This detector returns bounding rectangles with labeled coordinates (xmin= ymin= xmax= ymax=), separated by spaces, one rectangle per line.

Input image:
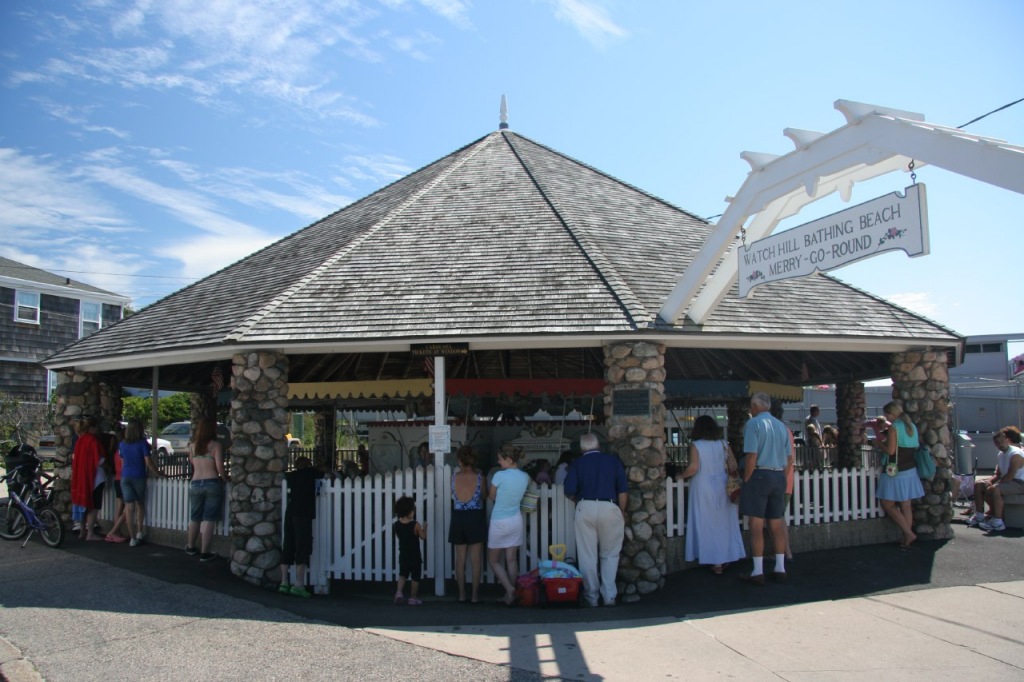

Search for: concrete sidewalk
xmin=2 ymin=523 xmax=1023 ymax=681
xmin=368 ymin=581 xmax=1024 ymax=680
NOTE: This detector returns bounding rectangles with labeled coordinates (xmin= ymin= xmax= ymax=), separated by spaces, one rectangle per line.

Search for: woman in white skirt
xmin=872 ymin=401 xmax=925 ymax=549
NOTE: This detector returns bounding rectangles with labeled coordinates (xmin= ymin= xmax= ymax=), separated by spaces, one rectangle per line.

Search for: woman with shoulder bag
xmin=872 ymin=402 xmax=925 ymax=550
xmin=680 ymin=415 xmax=746 ymax=574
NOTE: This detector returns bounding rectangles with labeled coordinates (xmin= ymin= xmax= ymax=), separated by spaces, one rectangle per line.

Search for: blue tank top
xmin=451 ymin=471 xmax=484 ymax=510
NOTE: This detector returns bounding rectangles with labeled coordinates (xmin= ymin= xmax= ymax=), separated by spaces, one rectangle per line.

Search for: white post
xmin=432 ymin=355 xmax=446 ymax=597
xmin=150 ymin=367 xmax=160 ymax=455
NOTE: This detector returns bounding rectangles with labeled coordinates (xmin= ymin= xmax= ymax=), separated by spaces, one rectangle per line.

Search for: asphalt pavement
xmin=1 ymin=517 xmax=1023 ymax=681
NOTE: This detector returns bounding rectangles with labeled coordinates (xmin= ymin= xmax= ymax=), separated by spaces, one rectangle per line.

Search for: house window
xmin=982 ymin=343 xmax=1003 ymax=353
xmin=15 ymin=290 xmax=40 ymax=323
xmin=47 ymin=370 xmax=59 ymax=399
xmin=80 ymin=301 xmax=101 ymax=337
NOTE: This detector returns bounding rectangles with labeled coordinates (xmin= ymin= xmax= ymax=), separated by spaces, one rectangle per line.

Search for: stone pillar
xmin=228 ymin=351 xmax=290 ymax=587
xmin=890 ymin=350 xmax=953 ymax=539
xmin=725 ymin=400 xmax=749 ymax=459
xmin=835 ymin=381 xmax=866 ymax=468
xmin=51 ymin=371 xmax=116 ymax=518
xmin=604 ymin=341 xmax=667 ymax=602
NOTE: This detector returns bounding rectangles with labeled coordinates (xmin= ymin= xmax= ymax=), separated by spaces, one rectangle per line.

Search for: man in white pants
xmin=563 ymin=432 xmax=628 ymax=607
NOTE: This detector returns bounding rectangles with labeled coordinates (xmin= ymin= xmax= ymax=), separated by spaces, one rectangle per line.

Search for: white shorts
xmin=488 ymin=514 xmax=524 ymax=549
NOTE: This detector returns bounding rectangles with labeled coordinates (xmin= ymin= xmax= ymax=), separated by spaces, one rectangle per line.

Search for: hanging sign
xmin=410 ymin=343 xmax=469 ymax=357
xmin=738 ymin=184 xmax=929 ymax=297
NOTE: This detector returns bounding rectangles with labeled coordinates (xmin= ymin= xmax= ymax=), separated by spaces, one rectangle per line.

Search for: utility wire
xmin=958 ymin=96 xmax=1024 ymax=129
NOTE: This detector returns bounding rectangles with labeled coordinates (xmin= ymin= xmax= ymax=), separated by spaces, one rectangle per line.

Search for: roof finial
xmin=499 ymin=94 xmax=509 ymax=130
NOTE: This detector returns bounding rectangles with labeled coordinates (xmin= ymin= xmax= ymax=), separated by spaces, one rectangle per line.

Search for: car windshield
xmin=160 ymin=423 xmax=190 ymax=436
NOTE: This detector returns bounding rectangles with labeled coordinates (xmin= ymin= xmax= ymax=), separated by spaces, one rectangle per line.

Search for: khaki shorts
xmin=996 ymin=479 xmax=1024 ymax=496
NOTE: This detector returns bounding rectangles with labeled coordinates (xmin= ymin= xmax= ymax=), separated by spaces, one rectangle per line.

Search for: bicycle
xmin=1 ymin=444 xmax=55 ymax=541
xmin=1 ymin=486 xmax=64 ymax=548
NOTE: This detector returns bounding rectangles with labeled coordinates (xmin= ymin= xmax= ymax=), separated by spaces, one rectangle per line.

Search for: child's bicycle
xmin=0 ymin=483 xmax=65 ymax=548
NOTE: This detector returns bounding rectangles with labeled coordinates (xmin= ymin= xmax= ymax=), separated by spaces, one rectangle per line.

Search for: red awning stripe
xmin=446 ymin=378 xmax=605 ymax=398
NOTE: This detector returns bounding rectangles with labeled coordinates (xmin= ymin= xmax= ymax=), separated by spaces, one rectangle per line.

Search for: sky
xmin=1 ymin=0 xmax=1022 ymax=354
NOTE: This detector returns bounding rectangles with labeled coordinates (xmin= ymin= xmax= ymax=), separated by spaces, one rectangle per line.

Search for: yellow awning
xmin=748 ymin=381 xmax=803 ymax=402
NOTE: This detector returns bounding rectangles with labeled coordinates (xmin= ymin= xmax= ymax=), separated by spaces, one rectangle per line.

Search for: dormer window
xmin=80 ymin=300 xmax=101 ymax=337
xmin=15 ymin=290 xmax=40 ymax=323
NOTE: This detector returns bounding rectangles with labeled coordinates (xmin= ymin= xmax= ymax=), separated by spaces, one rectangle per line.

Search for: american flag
xmin=211 ymin=365 xmax=224 ymax=394
xmin=424 ymin=357 xmax=434 ymax=378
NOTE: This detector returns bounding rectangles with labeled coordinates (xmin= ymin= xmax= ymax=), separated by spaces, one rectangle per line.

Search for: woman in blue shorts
xmin=119 ymin=419 xmax=165 ymax=547
xmin=185 ymin=418 xmax=228 ymax=561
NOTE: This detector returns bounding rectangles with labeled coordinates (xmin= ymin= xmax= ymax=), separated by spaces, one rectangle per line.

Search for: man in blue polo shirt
xmin=739 ymin=392 xmax=791 ymax=585
xmin=563 ymin=432 xmax=628 ymax=607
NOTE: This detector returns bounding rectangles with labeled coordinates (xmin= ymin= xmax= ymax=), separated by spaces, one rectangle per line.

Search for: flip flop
xmin=105 ymin=535 xmax=127 ymax=543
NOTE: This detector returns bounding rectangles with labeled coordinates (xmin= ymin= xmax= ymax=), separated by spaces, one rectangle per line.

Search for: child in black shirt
xmin=279 ymin=457 xmax=324 ymax=597
xmin=393 ymin=495 xmax=427 ymax=605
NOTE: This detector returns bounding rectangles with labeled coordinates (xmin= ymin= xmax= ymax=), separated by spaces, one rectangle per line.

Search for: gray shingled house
xmin=44 ymin=128 xmax=961 ymax=592
xmin=1 ymin=256 xmax=127 ymax=404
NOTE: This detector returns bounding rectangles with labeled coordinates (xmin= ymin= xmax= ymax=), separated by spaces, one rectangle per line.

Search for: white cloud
xmin=0 ymin=148 xmax=128 ymax=240
xmin=161 ymin=232 xmax=277 ymax=280
xmin=79 ymin=161 xmax=265 ymax=239
xmin=885 ymin=292 xmax=940 ymax=320
xmin=340 ymin=154 xmax=415 ymax=183
xmin=417 ymin=0 xmax=473 ymax=29
xmin=552 ymin=0 xmax=628 ymax=47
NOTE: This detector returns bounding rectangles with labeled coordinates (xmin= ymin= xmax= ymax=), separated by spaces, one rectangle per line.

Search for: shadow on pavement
xmin=2 ymin=518 xmax=1021 ymax=630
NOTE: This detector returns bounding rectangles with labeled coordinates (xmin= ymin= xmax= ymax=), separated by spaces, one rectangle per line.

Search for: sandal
xmin=105 ymin=534 xmax=128 ymax=543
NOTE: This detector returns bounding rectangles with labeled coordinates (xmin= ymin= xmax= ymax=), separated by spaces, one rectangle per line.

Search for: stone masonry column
xmin=228 ymin=351 xmax=290 ymax=587
xmin=890 ymin=350 xmax=954 ymax=540
xmin=835 ymin=381 xmax=866 ymax=468
xmin=51 ymin=371 xmax=119 ymax=519
xmin=604 ymin=341 xmax=667 ymax=602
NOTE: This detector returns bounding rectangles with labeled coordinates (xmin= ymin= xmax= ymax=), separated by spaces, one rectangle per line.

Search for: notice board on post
xmin=612 ymin=389 xmax=651 ymax=417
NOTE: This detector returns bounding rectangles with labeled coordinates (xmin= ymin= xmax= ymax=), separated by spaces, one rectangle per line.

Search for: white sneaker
xmin=967 ymin=514 xmax=985 ymax=528
xmin=979 ymin=518 xmax=1006 ymax=532
xmin=129 ymin=538 xmax=140 ymax=547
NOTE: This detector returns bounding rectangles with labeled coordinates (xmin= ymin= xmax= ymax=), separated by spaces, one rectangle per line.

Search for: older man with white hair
xmin=739 ymin=392 xmax=791 ymax=585
xmin=563 ymin=432 xmax=628 ymax=607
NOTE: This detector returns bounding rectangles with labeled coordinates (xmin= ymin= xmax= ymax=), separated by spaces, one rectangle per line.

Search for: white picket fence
xmin=97 ymin=477 xmax=231 ymax=536
xmin=95 ymin=464 xmax=883 ymax=592
xmin=293 ymin=465 xmax=578 ymax=592
xmin=666 ymin=464 xmax=884 ymax=536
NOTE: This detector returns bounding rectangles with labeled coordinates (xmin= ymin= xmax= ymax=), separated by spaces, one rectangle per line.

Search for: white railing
xmin=665 ymin=464 xmax=884 ymax=536
xmin=97 ymin=478 xmax=230 ymax=536
xmin=92 ymin=464 xmax=884 ymax=591
xmin=293 ymin=465 xmax=579 ymax=592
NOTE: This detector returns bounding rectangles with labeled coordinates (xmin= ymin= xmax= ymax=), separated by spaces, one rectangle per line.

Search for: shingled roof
xmin=45 ymin=130 xmax=960 ymax=385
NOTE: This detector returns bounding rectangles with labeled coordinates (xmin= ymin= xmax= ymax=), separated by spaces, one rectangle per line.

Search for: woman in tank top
xmin=448 ymin=445 xmax=486 ymax=603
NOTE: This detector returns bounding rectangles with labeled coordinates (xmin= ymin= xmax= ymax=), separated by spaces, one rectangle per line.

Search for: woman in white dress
xmin=680 ymin=415 xmax=747 ymax=574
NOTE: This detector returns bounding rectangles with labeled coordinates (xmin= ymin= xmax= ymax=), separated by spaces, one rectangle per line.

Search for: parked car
xmin=159 ymin=421 xmax=232 ymax=453
xmin=36 ymin=434 xmax=57 ymax=459
xmin=119 ymin=422 xmax=175 ymax=456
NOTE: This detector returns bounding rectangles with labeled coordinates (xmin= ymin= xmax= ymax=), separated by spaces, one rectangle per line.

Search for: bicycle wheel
xmin=0 ymin=501 xmax=28 ymax=540
xmin=36 ymin=508 xmax=65 ymax=548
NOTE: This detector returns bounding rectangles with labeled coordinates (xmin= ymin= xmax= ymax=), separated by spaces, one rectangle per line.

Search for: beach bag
xmin=520 ymin=482 xmax=540 ymax=514
xmin=726 ymin=473 xmax=742 ymax=503
xmin=723 ymin=444 xmax=742 ymax=503
xmin=882 ymin=451 xmax=898 ymax=477
xmin=915 ymin=443 xmax=936 ymax=481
